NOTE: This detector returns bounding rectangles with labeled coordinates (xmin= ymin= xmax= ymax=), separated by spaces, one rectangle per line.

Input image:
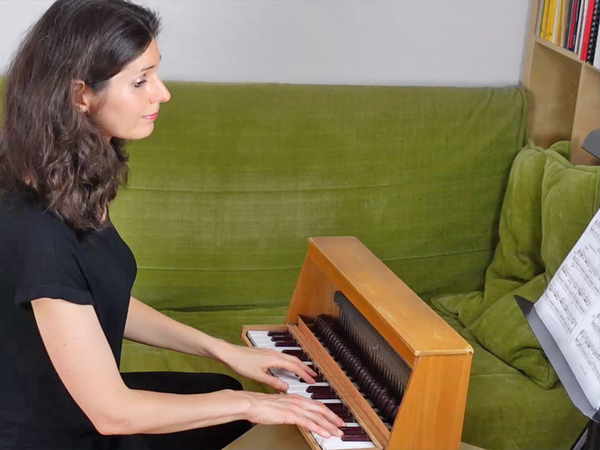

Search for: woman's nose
xmin=153 ymin=78 xmax=171 ymax=104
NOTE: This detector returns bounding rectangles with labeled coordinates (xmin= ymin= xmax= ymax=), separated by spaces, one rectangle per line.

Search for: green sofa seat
xmin=437 ymin=310 xmax=586 ymax=450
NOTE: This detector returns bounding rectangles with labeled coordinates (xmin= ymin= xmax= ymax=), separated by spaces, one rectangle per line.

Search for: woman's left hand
xmin=217 ymin=343 xmax=318 ymax=390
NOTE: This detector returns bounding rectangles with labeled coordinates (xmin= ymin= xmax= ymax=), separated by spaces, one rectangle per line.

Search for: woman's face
xmin=85 ymin=39 xmax=171 ymax=141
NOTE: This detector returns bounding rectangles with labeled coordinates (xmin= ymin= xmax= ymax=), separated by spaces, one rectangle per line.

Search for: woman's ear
xmin=71 ymin=80 xmax=95 ymax=114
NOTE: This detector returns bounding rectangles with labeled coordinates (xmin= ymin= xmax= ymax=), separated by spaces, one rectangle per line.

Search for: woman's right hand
xmin=237 ymin=391 xmax=346 ymax=439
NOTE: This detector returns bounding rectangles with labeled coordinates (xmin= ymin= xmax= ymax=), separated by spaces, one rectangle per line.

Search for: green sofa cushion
xmin=468 ymin=145 xmax=600 ymax=388
xmin=432 ymin=141 xmax=568 ymax=333
xmin=469 ymin=273 xmax=557 ymax=388
xmin=541 ymin=150 xmax=600 ymax=278
xmin=432 ymin=141 xmax=561 ymax=387
xmin=481 ymin=141 xmax=569 ymax=318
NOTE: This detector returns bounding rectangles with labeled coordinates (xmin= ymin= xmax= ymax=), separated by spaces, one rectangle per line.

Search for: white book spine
xmin=575 ymin=0 xmax=588 ymax=55
xmin=594 ymin=31 xmax=600 ymax=67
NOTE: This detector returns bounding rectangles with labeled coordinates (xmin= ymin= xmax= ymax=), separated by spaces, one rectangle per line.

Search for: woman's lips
xmin=143 ymin=112 xmax=158 ymax=121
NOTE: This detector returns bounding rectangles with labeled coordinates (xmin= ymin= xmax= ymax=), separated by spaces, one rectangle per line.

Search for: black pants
xmin=104 ymin=372 xmax=252 ymax=450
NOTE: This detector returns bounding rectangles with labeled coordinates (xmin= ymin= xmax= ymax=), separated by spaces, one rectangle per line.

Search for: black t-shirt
xmin=0 ymin=192 xmax=137 ymax=449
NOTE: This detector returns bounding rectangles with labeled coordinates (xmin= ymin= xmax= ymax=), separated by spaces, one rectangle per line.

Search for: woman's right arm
xmin=31 ymin=298 xmax=345 ymax=438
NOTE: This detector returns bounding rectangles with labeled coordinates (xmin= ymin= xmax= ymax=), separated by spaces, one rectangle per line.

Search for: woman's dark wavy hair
xmin=0 ymin=0 xmax=160 ymax=232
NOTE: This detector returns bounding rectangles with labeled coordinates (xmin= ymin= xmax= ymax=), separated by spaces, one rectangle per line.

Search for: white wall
xmin=0 ymin=0 xmax=530 ymax=87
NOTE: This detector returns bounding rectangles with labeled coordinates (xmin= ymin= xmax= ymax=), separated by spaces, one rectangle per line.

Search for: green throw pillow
xmin=478 ymin=140 xmax=570 ymax=320
xmin=431 ymin=140 xmax=569 ymax=329
xmin=469 ymin=146 xmax=600 ymax=388
xmin=541 ymin=151 xmax=600 ymax=278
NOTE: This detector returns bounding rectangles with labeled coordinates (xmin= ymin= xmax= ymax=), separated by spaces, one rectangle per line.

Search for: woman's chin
xmin=119 ymin=123 xmax=156 ymax=141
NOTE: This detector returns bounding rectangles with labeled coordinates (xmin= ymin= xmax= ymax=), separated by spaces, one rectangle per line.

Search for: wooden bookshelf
xmin=521 ymin=0 xmax=600 ymax=165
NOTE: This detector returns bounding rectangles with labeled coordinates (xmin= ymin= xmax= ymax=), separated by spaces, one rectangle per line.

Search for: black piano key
xmin=271 ymin=335 xmax=296 ymax=342
xmin=341 ymin=433 xmax=371 ymax=442
xmin=310 ymin=391 xmax=339 ymax=400
xmin=337 ymin=414 xmax=355 ymax=422
xmin=305 ymin=386 xmax=335 ymax=394
xmin=324 ymin=403 xmax=347 ymax=413
xmin=274 ymin=340 xmax=299 ymax=347
xmin=300 ymin=375 xmax=324 ymax=383
xmin=282 ymin=350 xmax=309 ymax=361
xmin=267 ymin=331 xmax=292 ymax=338
xmin=340 ymin=426 xmax=365 ymax=435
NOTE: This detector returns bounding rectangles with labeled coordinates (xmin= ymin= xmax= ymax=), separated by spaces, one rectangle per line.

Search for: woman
xmin=0 ymin=1 xmax=345 ymax=449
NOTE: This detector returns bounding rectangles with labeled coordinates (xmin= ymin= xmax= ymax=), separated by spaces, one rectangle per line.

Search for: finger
xmin=286 ymin=405 xmax=343 ymax=439
xmin=268 ymin=349 xmax=318 ymax=379
xmin=289 ymin=398 xmax=344 ymax=438
xmin=272 ymin=357 xmax=316 ymax=384
xmin=251 ymin=369 xmax=289 ymax=391
xmin=262 ymin=373 xmax=289 ymax=391
xmin=305 ymin=365 xmax=318 ymax=377
xmin=298 ymin=397 xmax=346 ymax=428
xmin=294 ymin=416 xmax=334 ymax=439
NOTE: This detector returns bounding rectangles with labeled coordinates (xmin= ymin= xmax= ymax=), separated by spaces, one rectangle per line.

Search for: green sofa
xmin=0 ymin=81 xmax=593 ymax=449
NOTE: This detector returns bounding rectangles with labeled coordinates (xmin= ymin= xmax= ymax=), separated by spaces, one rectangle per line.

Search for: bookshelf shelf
xmin=521 ymin=0 xmax=600 ymax=165
xmin=535 ymin=36 xmax=600 ymax=72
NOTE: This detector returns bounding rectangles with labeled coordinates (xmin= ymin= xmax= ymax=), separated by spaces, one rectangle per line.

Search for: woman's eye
xmin=134 ymin=79 xmax=148 ymax=88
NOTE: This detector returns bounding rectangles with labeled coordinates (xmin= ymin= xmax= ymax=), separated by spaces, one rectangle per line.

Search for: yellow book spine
xmin=547 ymin=0 xmax=556 ymax=41
xmin=541 ymin=0 xmax=550 ymax=39
xmin=557 ymin=0 xmax=564 ymax=46
xmin=554 ymin=0 xmax=562 ymax=45
xmin=560 ymin=0 xmax=569 ymax=47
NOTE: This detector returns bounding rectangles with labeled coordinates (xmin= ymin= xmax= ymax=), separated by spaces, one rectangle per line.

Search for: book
xmin=580 ymin=0 xmax=596 ymax=60
xmin=554 ymin=0 xmax=563 ymax=44
xmin=558 ymin=0 xmax=565 ymax=45
xmin=562 ymin=0 xmax=573 ymax=46
xmin=565 ymin=0 xmax=574 ymax=48
xmin=527 ymin=209 xmax=600 ymax=414
xmin=586 ymin=0 xmax=600 ymax=63
xmin=595 ymin=25 xmax=600 ymax=67
xmin=568 ymin=0 xmax=580 ymax=50
xmin=549 ymin=0 xmax=557 ymax=41
xmin=572 ymin=0 xmax=584 ymax=50
xmin=575 ymin=0 xmax=588 ymax=54
xmin=542 ymin=0 xmax=551 ymax=38
xmin=537 ymin=0 xmax=547 ymax=37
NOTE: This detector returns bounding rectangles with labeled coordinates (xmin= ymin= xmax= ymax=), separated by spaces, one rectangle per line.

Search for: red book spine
xmin=580 ymin=0 xmax=596 ymax=59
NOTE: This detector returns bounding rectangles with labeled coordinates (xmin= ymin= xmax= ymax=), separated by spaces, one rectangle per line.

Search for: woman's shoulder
xmin=0 ymin=192 xmax=66 ymax=241
xmin=1 ymin=191 xmax=51 ymax=219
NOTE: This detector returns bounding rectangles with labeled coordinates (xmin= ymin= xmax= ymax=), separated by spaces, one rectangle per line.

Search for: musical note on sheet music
xmin=535 ymin=209 xmax=600 ymax=411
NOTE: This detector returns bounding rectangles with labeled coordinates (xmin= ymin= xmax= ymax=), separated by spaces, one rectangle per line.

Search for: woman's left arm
xmin=123 ymin=296 xmax=317 ymax=389
xmin=123 ymin=296 xmax=229 ymax=360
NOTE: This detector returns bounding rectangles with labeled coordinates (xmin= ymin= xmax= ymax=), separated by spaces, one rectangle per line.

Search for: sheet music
xmin=535 ymin=209 xmax=600 ymax=411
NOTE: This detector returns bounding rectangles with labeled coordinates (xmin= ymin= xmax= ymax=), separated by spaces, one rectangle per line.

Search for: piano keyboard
xmin=247 ymin=329 xmax=377 ymax=450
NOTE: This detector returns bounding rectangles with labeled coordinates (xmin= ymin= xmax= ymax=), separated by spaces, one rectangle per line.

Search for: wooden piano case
xmin=242 ymin=237 xmax=473 ymax=450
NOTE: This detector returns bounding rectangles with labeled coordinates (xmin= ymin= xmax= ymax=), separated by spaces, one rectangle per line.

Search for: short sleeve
xmin=14 ymin=214 xmax=93 ymax=308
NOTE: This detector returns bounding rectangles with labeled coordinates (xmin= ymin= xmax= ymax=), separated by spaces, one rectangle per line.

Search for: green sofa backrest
xmin=0 ymin=81 xmax=528 ymax=311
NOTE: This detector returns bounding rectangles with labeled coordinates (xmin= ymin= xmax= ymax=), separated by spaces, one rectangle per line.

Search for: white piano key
xmin=265 ymin=345 xmax=303 ymax=352
xmin=286 ymin=383 xmax=329 ymax=392
xmin=249 ymin=337 xmax=300 ymax=349
xmin=289 ymin=391 xmax=341 ymax=403
xmin=312 ymin=432 xmax=375 ymax=450
xmin=270 ymin=369 xmax=324 ymax=386
xmin=247 ymin=330 xmax=277 ymax=338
